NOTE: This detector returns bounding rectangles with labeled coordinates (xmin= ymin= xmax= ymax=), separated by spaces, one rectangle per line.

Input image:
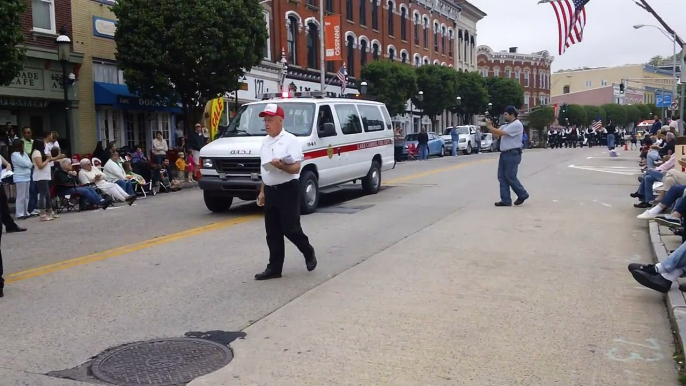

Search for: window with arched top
xmin=401 ymin=51 xmax=407 ymax=64
xmin=423 ymin=18 xmax=428 ymax=47
xmin=414 ymin=55 xmax=420 ymax=67
xmin=371 ymin=0 xmax=378 ymax=30
xmin=400 ymin=7 xmax=407 ymax=40
xmin=433 ymin=22 xmax=439 ymax=51
xmin=524 ymin=70 xmax=530 ymax=87
xmin=287 ymin=16 xmax=298 ymax=65
xmin=515 ymin=68 xmax=521 ymax=81
xmin=448 ymin=29 xmax=453 ymax=57
xmin=414 ymin=14 xmax=420 ymax=45
xmin=359 ymin=0 xmax=366 ymax=26
xmin=346 ymin=35 xmax=355 ymax=76
xmin=307 ymin=23 xmax=319 ymax=69
xmin=389 ymin=48 xmax=395 ymax=61
xmin=441 ymin=26 xmax=446 ymax=55
xmin=423 ymin=58 xmax=429 ymax=65
xmin=373 ymin=43 xmax=380 ymax=60
xmin=360 ymin=40 xmax=368 ymax=67
xmin=388 ymin=1 xmax=394 ymax=36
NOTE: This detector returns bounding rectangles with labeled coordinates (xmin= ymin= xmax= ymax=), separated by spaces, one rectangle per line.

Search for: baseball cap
xmin=259 ymin=103 xmax=285 ymax=119
xmin=504 ymin=105 xmax=518 ymax=117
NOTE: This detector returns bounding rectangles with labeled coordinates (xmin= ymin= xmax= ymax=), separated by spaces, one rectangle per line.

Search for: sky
xmin=470 ymin=0 xmax=684 ymax=71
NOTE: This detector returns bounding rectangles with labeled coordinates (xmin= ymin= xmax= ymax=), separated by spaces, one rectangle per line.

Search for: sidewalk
xmin=189 ymin=197 xmax=677 ymax=386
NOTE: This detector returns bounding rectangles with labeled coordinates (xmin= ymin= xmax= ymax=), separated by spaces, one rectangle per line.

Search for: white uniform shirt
xmin=260 ymin=129 xmax=303 ymax=186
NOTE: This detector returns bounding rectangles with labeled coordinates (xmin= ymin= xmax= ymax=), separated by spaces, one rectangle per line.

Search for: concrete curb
xmin=648 ymin=221 xmax=686 ymax=359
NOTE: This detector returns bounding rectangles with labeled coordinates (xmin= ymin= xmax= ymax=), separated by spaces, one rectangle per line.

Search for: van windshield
xmin=222 ymin=102 xmax=316 ymax=137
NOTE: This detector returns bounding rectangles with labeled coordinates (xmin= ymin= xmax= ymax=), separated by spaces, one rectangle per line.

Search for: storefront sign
xmin=93 ymin=17 xmax=117 ymax=39
xmin=116 ymin=96 xmax=165 ymax=108
xmin=7 ymin=69 xmax=65 ymax=92
xmin=209 ymin=97 xmax=224 ymax=140
xmin=0 ymin=98 xmax=49 ymax=108
xmin=324 ymin=15 xmax=342 ymax=61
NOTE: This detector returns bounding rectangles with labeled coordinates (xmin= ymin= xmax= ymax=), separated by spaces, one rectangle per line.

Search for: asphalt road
xmin=0 ymin=147 xmax=679 ymax=385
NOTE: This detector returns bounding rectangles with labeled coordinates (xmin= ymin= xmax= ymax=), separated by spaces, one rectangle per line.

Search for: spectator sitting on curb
xmin=629 ymin=240 xmax=686 ymax=293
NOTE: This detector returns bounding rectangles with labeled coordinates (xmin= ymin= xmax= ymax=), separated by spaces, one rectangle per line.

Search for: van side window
xmin=334 ymin=104 xmax=363 ymax=135
xmin=317 ymin=105 xmax=335 ymax=134
xmin=380 ymin=106 xmax=393 ymax=130
xmin=358 ymin=105 xmax=385 ymax=132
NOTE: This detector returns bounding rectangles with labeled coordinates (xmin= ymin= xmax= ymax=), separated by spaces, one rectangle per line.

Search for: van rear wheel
xmin=203 ymin=191 xmax=233 ymax=213
xmin=362 ymin=161 xmax=381 ymax=195
xmin=300 ymin=171 xmax=319 ymax=215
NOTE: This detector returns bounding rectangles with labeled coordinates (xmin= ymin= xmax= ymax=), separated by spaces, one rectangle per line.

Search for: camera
xmin=51 ymin=147 xmax=60 ymax=157
xmin=483 ymin=111 xmax=498 ymax=128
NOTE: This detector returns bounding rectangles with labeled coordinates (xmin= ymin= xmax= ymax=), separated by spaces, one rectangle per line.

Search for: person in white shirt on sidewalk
xmin=103 ymin=152 xmax=135 ymax=196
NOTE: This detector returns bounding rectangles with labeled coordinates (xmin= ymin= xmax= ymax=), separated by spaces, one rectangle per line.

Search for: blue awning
xmin=93 ymin=82 xmax=182 ymax=113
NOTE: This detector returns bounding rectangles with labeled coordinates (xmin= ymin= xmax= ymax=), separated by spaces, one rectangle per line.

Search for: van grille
xmin=214 ymin=157 xmax=261 ymax=174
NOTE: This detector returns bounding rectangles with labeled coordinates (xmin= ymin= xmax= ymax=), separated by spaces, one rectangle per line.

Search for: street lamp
xmin=634 ymin=24 xmax=678 ymax=120
xmin=410 ymin=91 xmax=424 ymax=133
xmin=56 ymin=28 xmax=74 ymax=154
xmin=360 ymin=81 xmax=368 ymax=95
xmin=456 ymin=96 xmax=462 ymax=106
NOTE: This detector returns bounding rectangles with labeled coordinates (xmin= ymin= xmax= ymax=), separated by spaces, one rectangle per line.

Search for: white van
xmin=199 ymin=92 xmax=396 ymax=214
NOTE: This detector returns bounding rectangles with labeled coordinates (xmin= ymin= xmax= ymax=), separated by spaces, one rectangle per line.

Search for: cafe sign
xmin=93 ymin=17 xmax=117 ymax=39
xmin=7 ymin=69 xmax=66 ymax=92
xmin=0 ymin=98 xmax=49 ymax=108
xmin=116 ymin=96 xmax=165 ymax=108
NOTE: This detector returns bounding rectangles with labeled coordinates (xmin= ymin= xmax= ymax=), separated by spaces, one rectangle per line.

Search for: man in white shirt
xmin=254 ymin=103 xmax=317 ymax=280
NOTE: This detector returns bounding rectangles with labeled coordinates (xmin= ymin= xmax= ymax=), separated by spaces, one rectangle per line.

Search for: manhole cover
xmin=91 ymin=338 xmax=233 ymax=385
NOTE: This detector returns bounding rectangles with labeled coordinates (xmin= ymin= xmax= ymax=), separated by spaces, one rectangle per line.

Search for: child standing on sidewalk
xmin=175 ymin=152 xmax=187 ymax=181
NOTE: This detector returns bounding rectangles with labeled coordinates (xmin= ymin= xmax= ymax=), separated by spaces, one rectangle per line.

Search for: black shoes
xmin=627 ymin=263 xmax=657 ymax=275
xmin=634 ymin=202 xmax=652 ymax=209
xmin=631 ymin=270 xmax=672 ymax=293
xmin=6 ymin=226 xmax=26 ymax=233
xmin=0 ymin=288 xmax=3 ymax=298
xmin=630 ymin=192 xmax=643 ymax=199
xmin=514 ymin=196 xmax=529 ymax=206
xmin=305 ymin=254 xmax=317 ymax=272
xmin=101 ymin=199 xmax=113 ymax=210
xmin=494 ymin=202 xmax=511 ymax=207
xmin=254 ymin=269 xmax=282 ymax=281
xmin=125 ymin=195 xmax=137 ymax=206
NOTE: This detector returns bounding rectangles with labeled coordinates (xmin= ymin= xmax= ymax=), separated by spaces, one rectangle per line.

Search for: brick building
xmin=271 ymin=0 xmax=462 ymax=87
xmin=476 ymin=46 xmax=554 ymax=112
xmin=0 ymin=0 xmax=83 ymax=152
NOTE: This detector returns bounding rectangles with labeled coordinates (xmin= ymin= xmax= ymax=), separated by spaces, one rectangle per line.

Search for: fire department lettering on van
xmin=198 ymin=91 xmax=396 ymax=215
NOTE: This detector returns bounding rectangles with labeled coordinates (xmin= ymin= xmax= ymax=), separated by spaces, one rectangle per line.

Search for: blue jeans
xmin=637 ymin=170 xmax=664 ymax=202
xmin=116 ymin=179 xmax=135 ymax=195
xmin=661 ymin=240 xmax=686 ymax=272
xmin=451 ymin=140 xmax=458 ymax=156
xmin=607 ymin=133 xmax=615 ymax=150
xmin=418 ymin=144 xmax=428 ymax=160
xmin=28 ymin=167 xmax=37 ymax=213
xmin=661 ymin=185 xmax=686 ymax=208
xmin=65 ymin=187 xmax=104 ymax=206
xmin=497 ymin=149 xmax=528 ymax=205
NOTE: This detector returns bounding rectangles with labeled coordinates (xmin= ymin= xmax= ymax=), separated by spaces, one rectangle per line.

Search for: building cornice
xmin=477 ymin=45 xmax=554 ymax=65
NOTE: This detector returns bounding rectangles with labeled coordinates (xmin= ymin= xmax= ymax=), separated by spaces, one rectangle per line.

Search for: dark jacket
xmin=650 ymin=120 xmax=662 ymax=135
xmin=53 ymin=169 xmax=79 ymax=194
xmin=189 ymin=132 xmax=206 ymax=151
xmin=417 ymin=132 xmax=429 ymax=145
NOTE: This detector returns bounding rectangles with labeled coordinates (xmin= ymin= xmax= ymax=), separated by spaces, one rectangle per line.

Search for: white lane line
xmin=601 ymin=203 xmax=612 ymax=207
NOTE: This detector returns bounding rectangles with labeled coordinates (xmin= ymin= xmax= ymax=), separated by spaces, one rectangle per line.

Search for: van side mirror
xmin=318 ymin=122 xmax=336 ymax=138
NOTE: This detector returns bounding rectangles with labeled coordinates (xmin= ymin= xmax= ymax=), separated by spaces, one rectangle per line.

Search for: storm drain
xmin=90 ymin=338 xmax=233 ymax=385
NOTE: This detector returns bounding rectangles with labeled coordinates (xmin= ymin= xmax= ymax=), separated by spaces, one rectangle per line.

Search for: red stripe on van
xmin=304 ymin=139 xmax=393 ymax=160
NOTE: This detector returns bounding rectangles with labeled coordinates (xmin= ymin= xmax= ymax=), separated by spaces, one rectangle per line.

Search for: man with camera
xmin=484 ymin=105 xmax=529 ymax=207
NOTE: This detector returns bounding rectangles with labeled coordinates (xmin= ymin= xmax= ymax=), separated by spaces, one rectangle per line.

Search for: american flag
xmin=592 ymin=116 xmax=603 ymax=130
xmin=336 ymin=64 xmax=347 ymax=94
xmin=541 ymin=0 xmax=590 ymax=55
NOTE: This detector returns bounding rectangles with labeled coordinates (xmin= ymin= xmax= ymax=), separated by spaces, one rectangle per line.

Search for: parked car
xmin=441 ymin=126 xmax=478 ymax=155
xmin=480 ymin=132 xmax=498 ymax=152
xmin=405 ymin=132 xmax=445 ymax=158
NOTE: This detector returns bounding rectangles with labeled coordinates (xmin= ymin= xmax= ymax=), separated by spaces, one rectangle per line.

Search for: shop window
xmin=359 ymin=0 xmax=366 ymax=26
xmin=371 ymin=0 xmax=378 ymax=30
xmin=400 ymin=7 xmax=407 ymax=41
xmin=388 ymin=1 xmax=394 ymax=36
xmin=307 ymin=23 xmax=319 ymax=69
xmin=93 ymin=63 xmax=124 ymax=84
xmin=32 ymin=0 xmax=55 ymax=34
xmin=334 ymin=104 xmax=363 ymax=135
xmin=358 ymin=105 xmax=385 ymax=132
xmin=137 ymin=113 xmax=147 ymax=152
xmin=125 ymin=112 xmax=136 ymax=150
xmin=287 ymin=16 xmax=298 ymax=65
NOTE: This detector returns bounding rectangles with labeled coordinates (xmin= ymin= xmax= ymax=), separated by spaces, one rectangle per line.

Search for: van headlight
xmin=459 ymin=138 xmax=466 ymax=143
xmin=201 ymin=158 xmax=214 ymax=169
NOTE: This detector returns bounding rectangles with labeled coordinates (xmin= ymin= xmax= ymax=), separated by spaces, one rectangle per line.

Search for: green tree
xmin=645 ymin=103 xmax=661 ymax=117
xmin=412 ymin=65 xmax=458 ymax=130
xmin=361 ymin=61 xmax=417 ymax=117
xmin=566 ymin=104 xmax=587 ymax=127
xmin=625 ymin=105 xmax=641 ymax=124
xmin=0 ymin=0 xmax=26 ymax=86
xmin=113 ymin=0 xmax=267 ymax=126
xmin=583 ymin=105 xmax=606 ymax=125
xmin=601 ymin=104 xmax=628 ymax=125
xmin=634 ymin=104 xmax=652 ymax=120
xmin=527 ymin=106 xmax=555 ymax=130
xmin=453 ymin=70 xmax=488 ymax=123
xmin=484 ymin=77 xmax=524 ymax=116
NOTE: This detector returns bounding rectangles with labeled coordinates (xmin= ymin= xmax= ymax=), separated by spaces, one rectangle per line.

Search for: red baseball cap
xmin=258 ymin=103 xmax=285 ymax=119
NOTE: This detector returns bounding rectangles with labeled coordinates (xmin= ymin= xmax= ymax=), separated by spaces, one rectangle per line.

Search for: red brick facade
xmin=271 ymin=0 xmax=461 ymax=84
xmin=476 ymin=45 xmax=554 ymax=111
xmin=20 ymin=0 xmax=73 ymax=51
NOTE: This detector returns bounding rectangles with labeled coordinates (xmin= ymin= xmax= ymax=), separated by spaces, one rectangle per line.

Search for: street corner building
xmin=0 ymin=0 xmax=83 ymax=154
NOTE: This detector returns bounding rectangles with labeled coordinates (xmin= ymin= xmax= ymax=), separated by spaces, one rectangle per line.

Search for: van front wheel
xmin=204 ymin=191 xmax=233 ymax=213
xmin=300 ymin=171 xmax=319 ymax=215
xmin=362 ymin=161 xmax=381 ymax=195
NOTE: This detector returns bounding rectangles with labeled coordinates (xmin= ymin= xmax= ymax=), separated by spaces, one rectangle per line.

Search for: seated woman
xmin=78 ymin=158 xmax=136 ymax=205
xmin=103 ymin=152 xmax=135 ymax=195
xmin=54 ymin=159 xmax=112 ymax=210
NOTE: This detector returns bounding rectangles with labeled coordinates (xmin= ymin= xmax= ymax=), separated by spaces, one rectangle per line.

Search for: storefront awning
xmin=93 ymin=82 xmax=182 ymax=113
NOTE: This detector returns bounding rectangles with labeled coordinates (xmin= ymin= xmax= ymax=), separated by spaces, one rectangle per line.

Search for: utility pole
xmin=319 ymin=0 xmax=326 ymax=92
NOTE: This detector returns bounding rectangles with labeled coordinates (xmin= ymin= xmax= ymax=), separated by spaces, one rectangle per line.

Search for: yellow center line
xmin=6 ymin=158 xmax=495 ymax=283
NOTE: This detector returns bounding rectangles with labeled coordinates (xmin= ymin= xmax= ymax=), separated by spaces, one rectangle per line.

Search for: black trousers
xmin=264 ymin=179 xmax=314 ymax=273
xmin=0 ymin=187 xmax=17 ymax=231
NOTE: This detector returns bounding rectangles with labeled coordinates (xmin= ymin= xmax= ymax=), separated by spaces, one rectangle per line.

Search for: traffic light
xmin=619 ymin=82 xmax=625 ymax=94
